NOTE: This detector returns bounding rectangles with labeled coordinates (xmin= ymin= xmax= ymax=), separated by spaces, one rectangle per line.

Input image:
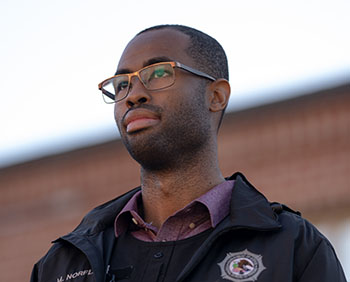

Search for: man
xmin=31 ymin=25 xmax=346 ymax=282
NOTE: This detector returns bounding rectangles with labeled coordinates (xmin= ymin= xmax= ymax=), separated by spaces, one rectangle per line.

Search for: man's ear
xmin=208 ymin=79 xmax=231 ymax=112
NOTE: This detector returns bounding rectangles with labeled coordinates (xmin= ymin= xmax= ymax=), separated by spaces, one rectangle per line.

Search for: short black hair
xmin=137 ymin=25 xmax=229 ymax=81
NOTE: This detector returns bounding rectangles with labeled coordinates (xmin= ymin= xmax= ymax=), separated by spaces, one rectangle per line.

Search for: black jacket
xmin=31 ymin=173 xmax=346 ymax=282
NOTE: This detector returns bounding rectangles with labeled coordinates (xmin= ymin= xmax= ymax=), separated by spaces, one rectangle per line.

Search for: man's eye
xmin=151 ymin=68 xmax=170 ymax=79
xmin=117 ymin=81 xmax=129 ymax=91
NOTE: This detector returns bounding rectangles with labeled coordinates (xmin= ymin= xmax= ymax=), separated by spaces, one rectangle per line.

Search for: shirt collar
xmin=195 ymin=180 xmax=234 ymax=227
xmin=114 ymin=190 xmax=142 ymax=237
xmin=114 ymin=180 xmax=235 ymax=238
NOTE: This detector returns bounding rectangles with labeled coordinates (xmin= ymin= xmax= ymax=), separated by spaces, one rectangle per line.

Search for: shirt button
xmin=189 ymin=223 xmax=196 ymax=229
xmin=154 ymin=252 xmax=164 ymax=259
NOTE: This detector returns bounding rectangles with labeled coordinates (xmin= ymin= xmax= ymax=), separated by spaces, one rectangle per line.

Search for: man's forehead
xmin=117 ymin=28 xmax=192 ymax=71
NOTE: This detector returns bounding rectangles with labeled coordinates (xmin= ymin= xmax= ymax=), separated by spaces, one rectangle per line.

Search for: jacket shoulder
xmin=269 ymin=202 xmax=346 ymax=281
xmin=31 ymin=187 xmax=141 ymax=282
xmin=31 ymin=240 xmax=92 ymax=282
xmin=269 ymin=201 xmax=322 ymax=240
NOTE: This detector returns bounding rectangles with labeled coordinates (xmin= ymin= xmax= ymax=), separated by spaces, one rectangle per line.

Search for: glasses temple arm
xmin=176 ymin=62 xmax=216 ymax=81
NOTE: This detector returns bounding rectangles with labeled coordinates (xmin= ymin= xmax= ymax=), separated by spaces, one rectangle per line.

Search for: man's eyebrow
xmin=115 ymin=68 xmax=131 ymax=75
xmin=143 ymin=56 xmax=173 ymax=67
xmin=115 ymin=56 xmax=173 ymax=75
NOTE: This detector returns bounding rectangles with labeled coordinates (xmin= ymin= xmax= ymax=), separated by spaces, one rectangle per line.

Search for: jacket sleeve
xmin=30 ymin=261 xmax=40 ymax=282
xmin=297 ymin=238 xmax=347 ymax=282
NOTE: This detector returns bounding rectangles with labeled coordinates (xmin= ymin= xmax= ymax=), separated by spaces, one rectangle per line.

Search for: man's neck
xmin=140 ymin=157 xmax=224 ymax=229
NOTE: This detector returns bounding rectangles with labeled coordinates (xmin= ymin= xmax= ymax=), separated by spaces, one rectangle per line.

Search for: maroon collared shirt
xmin=114 ymin=180 xmax=235 ymax=242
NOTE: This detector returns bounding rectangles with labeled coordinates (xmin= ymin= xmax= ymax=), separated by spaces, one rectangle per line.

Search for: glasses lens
xmin=102 ymin=92 xmax=115 ymax=104
xmin=140 ymin=63 xmax=175 ymax=90
xmin=101 ymin=75 xmax=130 ymax=102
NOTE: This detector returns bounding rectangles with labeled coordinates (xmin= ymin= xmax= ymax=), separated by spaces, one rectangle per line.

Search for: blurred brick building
xmin=0 ymin=83 xmax=349 ymax=281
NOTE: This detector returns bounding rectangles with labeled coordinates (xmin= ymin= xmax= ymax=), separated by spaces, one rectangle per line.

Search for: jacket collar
xmin=70 ymin=186 xmax=141 ymax=236
xmin=225 ymin=172 xmax=281 ymax=230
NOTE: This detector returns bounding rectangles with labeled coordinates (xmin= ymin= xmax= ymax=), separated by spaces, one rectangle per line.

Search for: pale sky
xmin=0 ymin=0 xmax=349 ymax=167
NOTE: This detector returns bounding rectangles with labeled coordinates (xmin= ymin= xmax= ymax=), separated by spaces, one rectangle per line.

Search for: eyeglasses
xmin=98 ymin=61 xmax=216 ymax=104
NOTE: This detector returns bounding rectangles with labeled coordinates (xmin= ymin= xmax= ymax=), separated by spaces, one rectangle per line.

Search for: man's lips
xmin=123 ymin=109 xmax=161 ymax=133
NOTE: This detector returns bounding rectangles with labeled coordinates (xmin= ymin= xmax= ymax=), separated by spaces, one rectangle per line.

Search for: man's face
xmin=114 ymin=29 xmax=212 ymax=170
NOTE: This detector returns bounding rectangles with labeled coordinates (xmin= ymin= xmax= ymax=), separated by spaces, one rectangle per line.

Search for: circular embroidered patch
xmin=217 ymin=249 xmax=266 ymax=281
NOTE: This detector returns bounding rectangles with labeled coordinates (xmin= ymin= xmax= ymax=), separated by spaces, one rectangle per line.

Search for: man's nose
xmin=125 ymin=76 xmax=151 ymax=108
